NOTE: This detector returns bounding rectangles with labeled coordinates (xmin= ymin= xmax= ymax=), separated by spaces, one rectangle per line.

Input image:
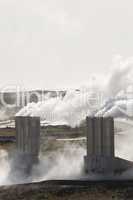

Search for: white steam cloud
xmin=32 ymin=144 xmax=85 ymax=182
xmin=0 ymin=150 xmax=10 ymax=185
xmin=0 ymin=144 xmax=85 ymax=185
xmin=16 ymin=56 xmax=133 ymax=127
xmin=1 ymin=56 xmax=133 ymax=185
xmin=105 ymin=56 xmax=133 ymax=97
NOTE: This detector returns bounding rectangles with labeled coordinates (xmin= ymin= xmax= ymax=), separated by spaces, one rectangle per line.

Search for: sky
xmin=0 ymin=0 xmax=133 ymax=90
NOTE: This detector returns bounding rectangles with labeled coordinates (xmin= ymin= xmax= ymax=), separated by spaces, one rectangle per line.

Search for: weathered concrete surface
xmin=13 ymin=117 xmax=40 ymax=177
xmin=0 ymin=180 xmax=133 ymax=200
xmin=86 ymin=117 xmax=114 ymax=157
xmin=85 ymin=117 xmax=133 ymax=174
xmin=15 ymin=116 xmax=40 ymax=156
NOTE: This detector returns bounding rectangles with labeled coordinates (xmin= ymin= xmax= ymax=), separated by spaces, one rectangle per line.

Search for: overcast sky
xmin=0 ymin=0 xmax=133 ymax=90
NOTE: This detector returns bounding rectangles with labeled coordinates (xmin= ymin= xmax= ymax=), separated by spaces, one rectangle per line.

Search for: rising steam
xmin=1 ymin=56 xmax=133 ymax=185
xmin=16 ymin=56 xmax=133 ymax=127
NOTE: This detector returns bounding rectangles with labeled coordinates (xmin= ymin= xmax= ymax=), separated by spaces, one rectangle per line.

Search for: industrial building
xmin=15 ymin=116 xmax=40 ymax=174
xmin=14 ymin=116 xmax=133 ymax=176
xmin=84 ymin=117 xmax=133 ymax=174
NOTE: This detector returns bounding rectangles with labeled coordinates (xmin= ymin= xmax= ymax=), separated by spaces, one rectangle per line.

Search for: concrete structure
xmin=15 ymin=116 xmax=40 ymax=174
xmin=84 ymin=117 xmax=133 ymax=174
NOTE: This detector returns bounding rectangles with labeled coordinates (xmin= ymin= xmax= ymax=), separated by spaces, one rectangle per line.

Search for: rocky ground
xmin=0 ymin=123 xmax=132 ymax=200
xmin=0 ymin=180 xmax=133 ymax=200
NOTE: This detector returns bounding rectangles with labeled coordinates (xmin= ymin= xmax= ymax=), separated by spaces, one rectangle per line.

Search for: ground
xmin=0 ymin=180 xmax=133 ymax=200
xmin=0 ymin=125 xmax=132 ymax=200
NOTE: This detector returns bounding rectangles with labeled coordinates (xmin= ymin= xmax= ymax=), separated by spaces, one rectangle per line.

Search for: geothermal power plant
xmin=14 ymin=116 xmax=133 ymax=177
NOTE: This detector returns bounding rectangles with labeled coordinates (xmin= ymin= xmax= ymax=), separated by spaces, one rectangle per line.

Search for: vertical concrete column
xmin=86 ymin=117 xmax=103 ymax=156
xmin=85 ymin=116 xmax=115 ymax=174
xmin=15 ymin=116 xmax=40 ymax=156
xmin=29 ymin=117 xmax=40 ymax=156
xmin=102 ymin=117 xmax=114 ymax=157
xmin=94 ymin=117 xmax=103 ymax=156
xmin=15 ymin=116 xmax=24 ymax=151
xmin=13 ymin=116 xmax=41 ymax=177
xmin=86 ymin=117 xmax=94 ymax=156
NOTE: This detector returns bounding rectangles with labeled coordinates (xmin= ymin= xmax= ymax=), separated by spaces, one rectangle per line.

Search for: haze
xmin=0 ymin=0 xmax=133 ymax=90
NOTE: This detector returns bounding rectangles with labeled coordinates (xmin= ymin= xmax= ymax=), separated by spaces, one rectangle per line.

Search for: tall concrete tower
xmin=15 ymin=116 xmax=40 ymax=157
xmin=84 ymin=117 xmax=133 ymax=174
xmin=86 ymin=117 xmax=114 ymax=158
xmin=14 ymin=116 xmax=40 ymax=175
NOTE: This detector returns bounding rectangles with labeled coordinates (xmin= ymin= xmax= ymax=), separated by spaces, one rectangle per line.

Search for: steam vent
xmin=84 ymin=117 xmax=133 ymax=175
